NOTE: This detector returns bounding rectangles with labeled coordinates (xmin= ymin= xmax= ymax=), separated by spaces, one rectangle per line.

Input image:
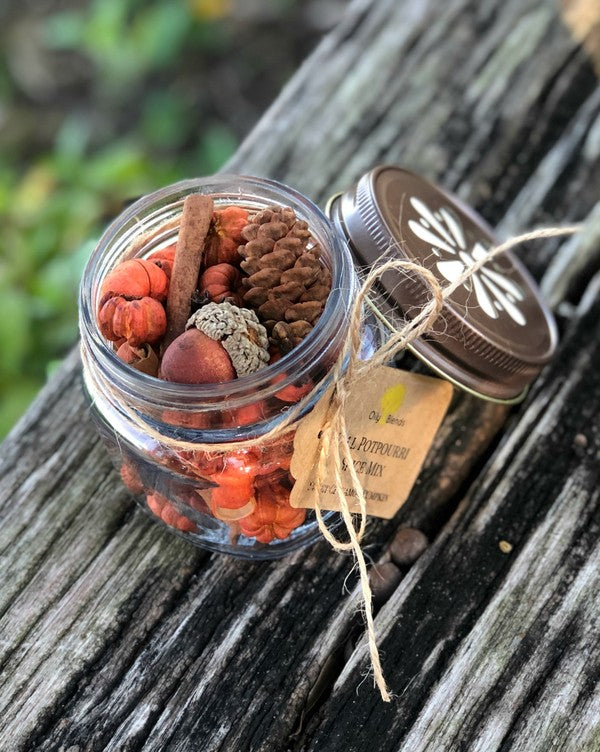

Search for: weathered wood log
xmin=1 ymin=0 xmax=599 ymax=750
xmin=301 ymin=273 xmax=600 ymax=752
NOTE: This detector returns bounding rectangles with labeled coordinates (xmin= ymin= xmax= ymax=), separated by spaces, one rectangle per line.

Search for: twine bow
xmin=82 ymin=224 xmax=581 ymax=702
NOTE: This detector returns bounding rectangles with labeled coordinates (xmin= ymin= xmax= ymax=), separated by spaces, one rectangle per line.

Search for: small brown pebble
xmin=368 ymin=561 xmax=403 ymax=605
xmin=499 ymin=540 xmax=513 ymax=554
xmin=389 ymin=527 xmax=429 ymax=567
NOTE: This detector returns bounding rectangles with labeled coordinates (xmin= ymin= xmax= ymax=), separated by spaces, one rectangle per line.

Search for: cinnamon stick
xmin=162 ymin=194 xmax=214 ymax=349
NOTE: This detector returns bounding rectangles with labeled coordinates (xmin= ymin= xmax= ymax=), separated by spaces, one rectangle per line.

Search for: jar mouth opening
xmin=79 ymin=174 xmax=357 ymax=409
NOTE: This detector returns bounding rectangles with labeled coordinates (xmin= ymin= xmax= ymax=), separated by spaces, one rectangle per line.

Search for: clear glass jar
xmin=79 ymin=175 xmax=373 ymax=559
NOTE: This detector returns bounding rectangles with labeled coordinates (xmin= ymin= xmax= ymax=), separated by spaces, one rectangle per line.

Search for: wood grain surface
xmin=1 ymin=0 xmax=599 ymax=750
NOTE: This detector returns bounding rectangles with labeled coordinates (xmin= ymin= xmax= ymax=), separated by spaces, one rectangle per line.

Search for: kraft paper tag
xmin=289 ymin=366 xmax=453 ymax=519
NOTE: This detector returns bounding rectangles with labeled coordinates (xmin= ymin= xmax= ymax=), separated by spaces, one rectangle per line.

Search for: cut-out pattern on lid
xmin=408 ymin=196 xmax=526 ymax=326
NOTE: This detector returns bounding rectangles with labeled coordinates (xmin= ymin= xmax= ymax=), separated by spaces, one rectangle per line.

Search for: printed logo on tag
xmin=289 ymin=366 xmax=453 ymax=519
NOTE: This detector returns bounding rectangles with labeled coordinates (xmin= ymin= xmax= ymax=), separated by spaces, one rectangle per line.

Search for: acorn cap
xmin=328 ymin=166 xmax=558 ymax=402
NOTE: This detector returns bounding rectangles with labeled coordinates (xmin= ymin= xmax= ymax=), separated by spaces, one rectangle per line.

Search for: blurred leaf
xmin=188 ymin=0 xmax=232 ymax=21
xmin=0 ymin=288 xmax=31 ymax=378
xmin=133 ymin=4 xmax=190 ymax=67
xmin=13 ymin=165 xmax=56 ymax=220
xmin=43 ymin=10 xmax=86 ymax=48
xmin=0 ymin=380 xmax=40 ymax=438
xmin=141 ymin=90 xmax=189 ymax=148
xmin=54 ymin=115 xmax=92 ymax=159
xmin=196 ymin=123 xmax=237 ymax=173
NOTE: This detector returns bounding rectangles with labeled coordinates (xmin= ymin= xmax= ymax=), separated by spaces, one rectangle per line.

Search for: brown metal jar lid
xmin=327 ymin=166 xmax=558 ymax=402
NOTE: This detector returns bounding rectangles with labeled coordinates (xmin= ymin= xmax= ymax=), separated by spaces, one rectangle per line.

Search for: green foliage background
xmin=0 ymin=0 xmax=327 ymax=438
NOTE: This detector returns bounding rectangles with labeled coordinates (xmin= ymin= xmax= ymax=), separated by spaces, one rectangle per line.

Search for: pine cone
xmin=238 ymin=206 xmax=331 ymax=350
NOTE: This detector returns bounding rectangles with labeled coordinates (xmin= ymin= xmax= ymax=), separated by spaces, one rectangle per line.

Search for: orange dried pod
xmin=161 ymin=409 xmax=213 ymax=430
xmin=217 ymin=205 xmax=249 ymax=240
xmin=204 ymin=206 xmax=249 ymax=266
xmin=146 ymin=491 xmax=167 ymax=517
xmin=272 ymin=373 xmax=314 ymax=403
xmin=267 ymin=354 xmax=314 ymax=402
xmin=211 ymin=484 xmax=254 ymax=511
xmin=210 ymin=468 xmax=254 ymax=500
xmin=98 ymin=296 xmax=167 ymax=345
xmin=147 ymin=492 xmax=197 ymax=533
xmin=161 ymin=502 xmax=197 ymax=533
xmin=212 ymin=450 xmax=262 ymax=485
xmin=239 ymin=481 xmax=306 ymax=543
xmin=174 ymin=449 xmax=224 ymax=478
xmin=227 ymin=401 xmax=266 ymax=427
xmin=186 ymin=489 xmax=210 ymax=514
xmin=120 ymin=461 xmax=144 ymax=494
xmin=116 ymin=341 xmax=159 ymax=376
xmin=147 ymin=245 xmax=176 ymax=279
xmin=198 ymin=263 xmax=241 ymax=304
xmin=100 ymin=258 xmax=169 ymax=305
xmin=174 ymin=514 xmax=198 ymax=533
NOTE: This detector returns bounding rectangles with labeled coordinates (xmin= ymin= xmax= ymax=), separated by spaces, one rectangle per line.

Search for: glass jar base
xmin=135 ymin=495 xmax=341 ymax=559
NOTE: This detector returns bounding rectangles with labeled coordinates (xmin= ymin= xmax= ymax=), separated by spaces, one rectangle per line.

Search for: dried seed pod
xmin=161 ymin=328 xmax=235 ymax=384
xmin=98 ymin=296 xmax=167 ymax=345
xmin=243 ymin=287 xmax=269 ymax=307
xmin=280 ymin=266 xmax=320 ymax=287
xmin=147 ymin=245 xmax=176 ymax=279
xmin=203 ymin=206 xmax=249 ymax=266
xmin=389 ymin=528 xmax=429 ymax=567
xmin=285 ymin=301 xmax=324 ymax=323
xmin=301 ymin=282 xmax=331 ymax=303
xmin=100 ymin=258 xmax=169 ymax=306
xmin=186 ymin=301 xmax=270 ymax=377
xmin=258 ymin=298 xmax=290 ymax=322
xmin=116 ymin=342 xmax=159 ymax=376
xmin=198 ymin=262 xmax=241 ymax=304
xmin=256 ymin=248 xmax=297 ymax=271
xmin=238 ymin=205 xmax=331 ymax=349
xmin=120 ymin=461 xmax=144 ymax=494
xmin=146 ymin=492 xmax=197 ymax=533
xmin=369 ymin=562 xmax=403 ymax=606
xmin=239 ymin=479 xmax=306 ymax=543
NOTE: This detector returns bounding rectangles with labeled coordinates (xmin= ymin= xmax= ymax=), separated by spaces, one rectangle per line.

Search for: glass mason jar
xmin=79 ymin=175 xmax=375 ymax=559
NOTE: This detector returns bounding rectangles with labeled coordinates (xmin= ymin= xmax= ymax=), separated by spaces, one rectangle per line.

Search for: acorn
xmin=160 ymin=328 xmax=235 ymax=384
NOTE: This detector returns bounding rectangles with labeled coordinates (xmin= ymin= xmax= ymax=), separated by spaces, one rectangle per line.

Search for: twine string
xmin=82 ymin=223 xmax=582 ymax=703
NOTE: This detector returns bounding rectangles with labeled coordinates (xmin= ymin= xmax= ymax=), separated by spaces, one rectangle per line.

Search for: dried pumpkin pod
xmin=99 ymin=258 xmax=169 ymax=307
xmin=98 ymin=296 xmax=167 ymax=345
xmin=199 ymin=262 xmax=241 ymax=304
xmin=238 ymin=478 xmax=306 ymax=543
xmin=204 ymin=206 xmax=249 ymax=266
